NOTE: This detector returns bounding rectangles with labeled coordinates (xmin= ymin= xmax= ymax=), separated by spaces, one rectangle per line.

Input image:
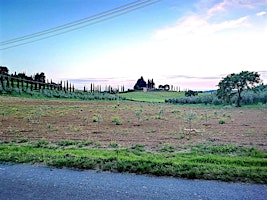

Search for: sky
xmin=1 ymin=0 xmax=267 ymax=91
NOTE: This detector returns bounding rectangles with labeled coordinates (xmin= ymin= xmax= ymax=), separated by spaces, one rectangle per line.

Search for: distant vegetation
xmin=1 ymin=67 xmax=266 ymax=106
xmin=166 ymin=71 xmax=266 ymax=107
xmin=217 ymin=71 xmax=262 ymax=107
xmin=0 ymin=66 xmax=126 ymax=100
xmin=166 ymin=87 xmax=267 ymax=106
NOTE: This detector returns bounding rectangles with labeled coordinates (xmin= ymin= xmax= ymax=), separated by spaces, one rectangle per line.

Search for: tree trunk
xmin=237 ymin=90 xmax=242 ymax=107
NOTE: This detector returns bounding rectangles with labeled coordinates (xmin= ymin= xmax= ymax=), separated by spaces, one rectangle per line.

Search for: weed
xmin=156 ymin=108 xmax=164 ymax=120
xmin=160 ymin=144 xmax=175 ymax=152
xmin=95 ymin=141 xmax=102 ymax=147
xmin=109 ymin=142 xmax=118 ymax=148
xmin=171 ymin=109 xmax=180 ymax=113
xmin=1 ymin=143 xmax=267 ymax=183
xmin=68 ymin=124 xmax=73 ymax=131
xmin=130 ymin=144 xmax=145 ymax=152
xmin=83 ymin=116 xmax=88 ymax=123
xmin=246 ymin=129 xmax=256 ymax=136
xmin=58 ymin=140 xmax=78 ymax=146
xmin=34 ymin=108 xmax=43 ymax=123
xmin=0 ymin=111 xmax=5 ymax=121
xmin=34 ymin=139 xmax=49 ymax=148
xmin=73 ymin=126 xmax=82 ymax=132
xmin=18 ymin=138 xmax=28 ymax=143
xmin=135 ymin=108 xmax=143 ymax=122
xmin=92 ymin=114 xmax=101 ymax=123
xmin=47 ymin=123 xmax=51 ymax=129
xmin=184 ymin=110 xmax=197 ymax=131
xmin=218 ymin=119 xmax=226 ymax=124
xmin=112 ymin=116 xmax=122 ymax=125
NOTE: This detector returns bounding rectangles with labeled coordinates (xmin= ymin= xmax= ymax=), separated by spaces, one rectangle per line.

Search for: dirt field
xmin=0 ymin=96 xmax=266 ymax=150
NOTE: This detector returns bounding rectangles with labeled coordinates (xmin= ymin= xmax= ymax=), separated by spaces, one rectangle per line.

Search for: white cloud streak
xmin=74 ymin=0 xmax=267 ymax=90
xmin=256 ymin=11 xmax=267 ymax=16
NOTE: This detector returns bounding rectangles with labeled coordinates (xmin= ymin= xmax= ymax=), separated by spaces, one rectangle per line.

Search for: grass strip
xmin=0 ymin=144 xmax=266 ymax=184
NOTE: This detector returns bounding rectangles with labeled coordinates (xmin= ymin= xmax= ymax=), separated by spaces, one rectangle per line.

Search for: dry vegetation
xmin=1 ymin=96 xmax=266 ymax=151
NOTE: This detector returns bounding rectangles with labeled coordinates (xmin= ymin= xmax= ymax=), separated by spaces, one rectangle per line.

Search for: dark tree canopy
xmin=34 ymin=72 xmax=46 ymax=83
xmin=217 ymin=71 xmax=262 ymax=107
xmin=159 ymin=84 xmax=170 ymax=91
xmin=185 ymin=90 xmax=198 ymax=97
xmin=134 ymin=76 xmax=147 ymax=90
xmin=147 ymin=79 xmax=155 ymax=89
xmin=0 ymin=66 xmax=9 ymax=75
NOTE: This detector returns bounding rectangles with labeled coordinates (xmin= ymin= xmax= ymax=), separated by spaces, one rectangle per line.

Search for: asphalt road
xmin=0 ymin=163 xmax=266 ymax=200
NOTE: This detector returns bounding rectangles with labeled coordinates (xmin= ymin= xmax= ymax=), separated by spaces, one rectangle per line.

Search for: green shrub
xmin=112 ymin=117 xmax=122 ymax=125
xmin=218 ymin=119 xmax=226 ymax=124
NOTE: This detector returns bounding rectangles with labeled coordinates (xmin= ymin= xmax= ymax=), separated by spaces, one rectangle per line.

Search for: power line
xmin=1 ymin=0 xmax=148 ymax=45
xmin=0 ymin=0 xmax=161 ymax=50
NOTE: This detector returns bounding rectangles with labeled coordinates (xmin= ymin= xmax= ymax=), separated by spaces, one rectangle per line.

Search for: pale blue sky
xmin=1 ymin=0 xmax=267 ymax=90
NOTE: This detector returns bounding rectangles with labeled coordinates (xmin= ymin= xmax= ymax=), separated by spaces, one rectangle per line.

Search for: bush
xmin=112 ymin=117 xmax=122 ymax=125
xmin=166 ymin=88 xmax=267 ymax=106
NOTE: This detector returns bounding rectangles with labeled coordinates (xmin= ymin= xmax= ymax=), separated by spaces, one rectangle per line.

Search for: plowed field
xmin=1 ymin=96 xmax=266 ymax=150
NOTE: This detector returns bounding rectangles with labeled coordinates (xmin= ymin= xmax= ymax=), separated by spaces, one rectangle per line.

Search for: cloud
xmin=166 ymin=75 xmax=221 ymax=80
xmin=256 ymin=11 xmax=267 ymax=16
xmin=153 ymin=15 xmax=249 ymax=39
xmin=207 ymin=0 xmax=229 ymax=17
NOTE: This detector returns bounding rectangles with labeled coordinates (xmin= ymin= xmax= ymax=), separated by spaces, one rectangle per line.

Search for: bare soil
xmin=0 ymin=96 xmax=266 ymax=150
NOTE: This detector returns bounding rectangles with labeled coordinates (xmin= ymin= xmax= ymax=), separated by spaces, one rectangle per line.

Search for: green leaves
xmin=217 ymin=71 xmax=262 ymax=107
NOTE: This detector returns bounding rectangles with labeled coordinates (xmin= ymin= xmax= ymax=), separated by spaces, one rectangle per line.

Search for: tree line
xmin=0 ymin=66 xmax=75 ymax=93
xmin=166 ymin=71 xmax=266 ymax=107
xmin=0 ymin=66 xmax=127 ymax=94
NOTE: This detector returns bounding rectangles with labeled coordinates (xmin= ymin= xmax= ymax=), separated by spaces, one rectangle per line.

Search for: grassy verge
xmin=0 ymin=141 xmax=266 ymax=184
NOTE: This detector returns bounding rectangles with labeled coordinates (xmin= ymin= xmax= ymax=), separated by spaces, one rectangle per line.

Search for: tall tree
xmin=0 ymin=66 xmax=9 ymax=75
xmin=134 ymin=76 xmax=147 ymax=90
xmin=217 ymin=71 xmax=262 ymax=107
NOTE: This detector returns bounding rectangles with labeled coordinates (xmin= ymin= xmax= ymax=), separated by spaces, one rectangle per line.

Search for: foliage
xmin=217 ymin=71 xmax=262 ymax=107
xmin=0 ymin=85 xmax=125 ymax=101
xmin=185 ymin=90 xmax=198 ymax=97
xmin=0 ymin=143 xmax=266 ymax=183
xmin=111 ymin=116 xmax=122 ymax=125
xmin=184 ymin=110 xmax=197 ymax=130
xmin=166 ymin=87 xmax=267 ymax=106
xmin=134 ymin=76 xmax=147 ymax=90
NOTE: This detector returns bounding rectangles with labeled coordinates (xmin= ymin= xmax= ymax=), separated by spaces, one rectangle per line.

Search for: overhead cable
xmin=0 ymin=0 xmax=161 ymax=50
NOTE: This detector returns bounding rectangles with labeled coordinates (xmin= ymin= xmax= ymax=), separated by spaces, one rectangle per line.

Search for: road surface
xmin=0 ymin=163 xmax=266 ymax=200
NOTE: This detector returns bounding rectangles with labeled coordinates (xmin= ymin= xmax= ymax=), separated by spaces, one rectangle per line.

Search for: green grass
xmin=0 ymin=142 xmax=266 ymax=184
xmin=119 ymin=91 xmax=185 ymax=103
